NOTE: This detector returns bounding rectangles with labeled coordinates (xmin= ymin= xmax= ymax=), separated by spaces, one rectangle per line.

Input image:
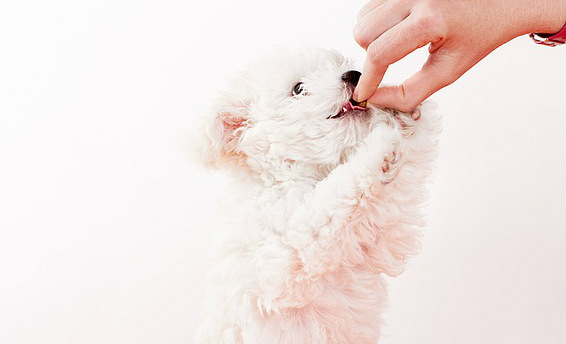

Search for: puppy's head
xmin=200 ymin=47 xmax=374 ymax=183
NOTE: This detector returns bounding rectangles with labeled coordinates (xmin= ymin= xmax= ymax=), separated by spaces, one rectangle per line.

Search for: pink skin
xmin=353 ymin=0 xmax=566 ymax=112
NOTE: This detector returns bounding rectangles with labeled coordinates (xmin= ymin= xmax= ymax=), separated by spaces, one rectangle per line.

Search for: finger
xmin=367 ymin=55 xmax=459 ymax=112
xmin=357 ymin=0 xmax=391 ymax=21
xmin=354 ymin=15 xmax=437 ymax=102
xmin=353 ymin=0 xmax=410 ymax=49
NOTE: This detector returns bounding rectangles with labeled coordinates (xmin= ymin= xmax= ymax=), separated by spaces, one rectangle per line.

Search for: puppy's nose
xmin=341 ymin=70 xmax=361 ymax=87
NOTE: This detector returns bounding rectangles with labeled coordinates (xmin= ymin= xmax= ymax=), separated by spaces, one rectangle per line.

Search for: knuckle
xmin=416 ymin=8 xmax=447 ymax=41
xmin=356 ymin=8 xmax=366 ymax=21
xmin=352 ymin=24 xmax=370 ymax=48
xmin=367 ymin=41 xmax=385 ymax=63
xmin=415 ymin=13 xmax=437 ymax=31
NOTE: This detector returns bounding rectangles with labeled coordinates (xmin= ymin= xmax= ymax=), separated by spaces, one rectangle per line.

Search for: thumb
xmin=367 ymin=55 xmax=459 ymax=112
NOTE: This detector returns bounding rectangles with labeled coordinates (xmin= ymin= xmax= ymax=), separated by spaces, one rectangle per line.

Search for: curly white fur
xmin=194 ymin=47 xmax=440 ymax=344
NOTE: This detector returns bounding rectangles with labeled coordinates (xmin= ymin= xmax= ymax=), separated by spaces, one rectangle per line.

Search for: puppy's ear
xmin=198 ymin=98 xmax=251 ymax=169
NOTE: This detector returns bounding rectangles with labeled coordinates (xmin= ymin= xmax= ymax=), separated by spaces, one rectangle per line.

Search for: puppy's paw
xmin=380 ymin=145 xmax=401 ymax=184
xmin=394 ymin=108 xmax=421 ymax=137
xmin=395 ymin=102 xmax=440 ymax=141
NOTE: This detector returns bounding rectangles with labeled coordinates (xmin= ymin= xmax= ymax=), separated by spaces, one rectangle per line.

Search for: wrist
xmin=531 ymin=0 xmax=566 ymax=34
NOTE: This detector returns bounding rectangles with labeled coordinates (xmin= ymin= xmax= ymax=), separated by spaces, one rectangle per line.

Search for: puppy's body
xmin=195 ymin=48 xmax=440 ymax=344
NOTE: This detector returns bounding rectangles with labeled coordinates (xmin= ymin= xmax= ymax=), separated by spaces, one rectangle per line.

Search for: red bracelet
xmin=530 ymin=20 xmax=566 ymax=46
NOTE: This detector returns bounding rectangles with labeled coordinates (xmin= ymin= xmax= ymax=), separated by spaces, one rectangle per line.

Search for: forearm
xmin=528 ymin=0 xmax=566 ymax=34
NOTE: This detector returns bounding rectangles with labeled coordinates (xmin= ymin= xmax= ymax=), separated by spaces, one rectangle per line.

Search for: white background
xmin=1 ymin=1 xmax=565 ymax=343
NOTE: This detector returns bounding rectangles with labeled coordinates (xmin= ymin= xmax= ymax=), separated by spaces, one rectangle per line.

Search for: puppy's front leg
xmin=287 ymin=123 xmax=400 ymax=276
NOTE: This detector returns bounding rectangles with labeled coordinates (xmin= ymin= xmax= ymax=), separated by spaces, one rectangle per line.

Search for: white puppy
xmin=195 ymin=47 xmax=440 ymax=344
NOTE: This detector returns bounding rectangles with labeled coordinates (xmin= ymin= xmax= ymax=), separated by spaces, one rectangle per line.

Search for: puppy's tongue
xmin=329 ymin=99 xmax=368 ymax=119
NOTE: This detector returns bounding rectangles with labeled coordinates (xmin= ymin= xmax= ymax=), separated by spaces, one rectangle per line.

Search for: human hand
xmin=353 ymin=0 xmax=566 ymax=112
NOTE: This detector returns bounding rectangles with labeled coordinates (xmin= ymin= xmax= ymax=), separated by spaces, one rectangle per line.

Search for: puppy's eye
xmin=292 ymin=82 xmax=304 ymax=96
